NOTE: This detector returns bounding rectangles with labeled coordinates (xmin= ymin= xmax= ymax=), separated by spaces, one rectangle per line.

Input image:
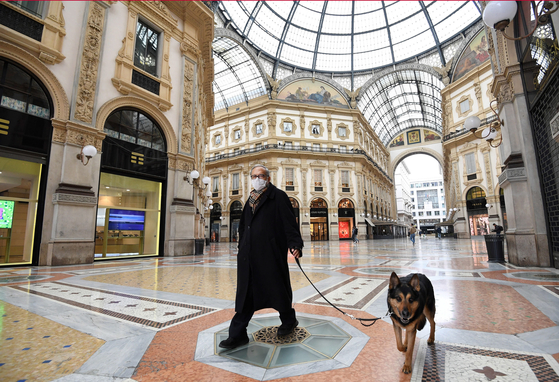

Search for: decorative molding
xmin=95 ymin=96 xmax=177 ymax=154
xmin=267 ymin=111 xmax=276 ymax=136
xmin=180 ymin=59 xmax=195 ymax=155
xmin=279 ymin=117 xmax=297 ymax=136
xmin=456 ymin=94 xmax=473 ymax=118
xmin=335 ymin=122 xmax=350 ymax=140
xmin=252 ymin=119 xmax=266 ymax=137
xmin=497 ymin=81 xmax=514 ymax=104
xmin=212 ymin=132 xmax=223 ymax=147
xmin=52 ymin=193 xmax=98 ymax=206
xmin=74 ymin=2 xmax=106 ymax=124
xmin=232 ymin=126 xmax=243 ymax=142
xmin=473 ymin=82 xmax=482 ymax=108
xmin=308 ymin=120 xmax=324 ymax=138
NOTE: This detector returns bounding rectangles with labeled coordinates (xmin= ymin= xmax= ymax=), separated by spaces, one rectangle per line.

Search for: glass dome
xmin=219 ymin=1 xmax=481 ymax=73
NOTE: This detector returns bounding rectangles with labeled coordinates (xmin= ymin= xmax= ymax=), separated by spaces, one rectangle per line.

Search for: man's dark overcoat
xmin=236 ymin=183 xmax=303 ymax=313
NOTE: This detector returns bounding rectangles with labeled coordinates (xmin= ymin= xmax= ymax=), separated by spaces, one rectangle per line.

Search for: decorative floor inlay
xmin=253 ymin=326 xmax=310 ymax=345
xmin=542 ymin=285 xmax=559 ymax=297
xmin=354 ymin=267 xmax=412 ymax=276
xmin=415 ymin=341 xmax=559 ymax=382
xmin=302 ymin=277 xmax=387 ymax=309
xmin=438 ymin=271 xmax=481 ymax=277
xmin=0 ymin=275 xmax=51 ymax=283
xmin=195 ymin=313 xmax=368 ymax=380
xmin=506 ymin=272 xmax=559 ymax=281
xmin=10 ymin=281 xmax=216 ymax=329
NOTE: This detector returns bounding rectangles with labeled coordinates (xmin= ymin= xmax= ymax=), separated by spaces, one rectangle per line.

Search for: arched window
xmin=289 ymin=197 xmax=299 ymax=209
xmin=338 ymin=198 xmax=354 ymax=208
xmin=310 ymin=198 xmax=328 ymax=208
xmin=466 ymin=186 xmax=486 ymax=200
xmin=104 ymin=109 xmax=166 ymax=152
xmin=0 ymin=59 xmax=51 ymax=119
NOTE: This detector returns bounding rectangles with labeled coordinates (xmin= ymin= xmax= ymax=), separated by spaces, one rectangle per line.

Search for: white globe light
xmin=202 ymin=176 xmax=211 ymax=185
xmin=486 ymin=203 xmax=491 ymax=208
xmin=190 ymin=170 xmax=200 ymax=179
xmin=464 ymin=115 xmax=481 ymax=132
xmin=82 ymin=145 xmax=97 ymax=158
xmin=483 ymin=1 xmax=517 ymax=30
xmin=483 ymin=127 xmax=498 ymax=141
xmin=206 ymin=189 xmax=212 ymax=197
xmin=209 ymin=205 xmax=214 ymax=210
xmin=208 ymin=199 xmax=213 ymax=204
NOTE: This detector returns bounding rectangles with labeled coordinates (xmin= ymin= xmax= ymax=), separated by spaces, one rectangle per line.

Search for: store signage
xmin=310 ymin=208 xmax=328 ymax=217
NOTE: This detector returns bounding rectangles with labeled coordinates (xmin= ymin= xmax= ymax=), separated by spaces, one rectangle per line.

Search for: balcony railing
xmin=206 ymin=144 xmax=392 ymax=182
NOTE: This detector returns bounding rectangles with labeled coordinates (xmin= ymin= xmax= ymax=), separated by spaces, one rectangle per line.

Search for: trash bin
xmin=484 ymin=234 xmax=505 ymax=263
xmin=195 ymin=239 xmax=204 ymax=255
xmin=205 ymin=237 xmax=210 ymax=246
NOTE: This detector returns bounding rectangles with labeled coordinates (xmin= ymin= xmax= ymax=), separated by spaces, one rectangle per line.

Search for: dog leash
xmin=295 ymin=257 xmax=391 ymax=327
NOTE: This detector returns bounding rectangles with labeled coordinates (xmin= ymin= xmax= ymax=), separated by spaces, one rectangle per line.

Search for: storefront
xmin=466 ymin=186 xmax=489 ymax=236
xmin=95 ymin=109 xmax=166 ymax=259
xmin=337 ymin=198 xmax=355 ymax=240
xmin=230 ymin=200 xmax=242 ymax=242
xmin=289 ymin=197 xmax=300 ymax=226
xmin=0 ymin=59 xmax=52 ymax=265
xmin=210 ymin=203 xmax=221 ymax=242
xmin=310 ymin=198 xmax=328 ymax=241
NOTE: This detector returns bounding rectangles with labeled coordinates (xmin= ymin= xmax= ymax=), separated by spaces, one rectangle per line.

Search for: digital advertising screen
xmin=0 ymin=200 xmax=15 ymax=229
xmin=108 ymin=209 xmax=145 ymax=231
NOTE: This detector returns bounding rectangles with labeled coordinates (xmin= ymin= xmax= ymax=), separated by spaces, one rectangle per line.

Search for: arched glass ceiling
xmin=358 ymin=70 xmax=443 ymax=146
xmin=213 ymin=37 xmax=267 ymax=111
xmin=219 ymin=1 xmax=481 ymax=74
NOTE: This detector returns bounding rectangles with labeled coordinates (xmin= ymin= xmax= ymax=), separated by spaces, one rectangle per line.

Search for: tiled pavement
xmin=0 ymin=236 xmax=559 ymax=381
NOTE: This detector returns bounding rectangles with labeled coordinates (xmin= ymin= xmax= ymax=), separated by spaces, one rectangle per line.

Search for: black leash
xmin=294 ymin=257 xmax=391 ymax=327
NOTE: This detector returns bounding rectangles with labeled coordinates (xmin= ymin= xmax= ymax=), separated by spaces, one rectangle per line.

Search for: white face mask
xmin=251 ymin=177 xmax=267 ymax=191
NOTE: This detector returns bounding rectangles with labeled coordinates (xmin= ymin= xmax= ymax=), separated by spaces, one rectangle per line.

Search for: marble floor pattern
xmin=1 ymin=237 xmax=559 ymax=381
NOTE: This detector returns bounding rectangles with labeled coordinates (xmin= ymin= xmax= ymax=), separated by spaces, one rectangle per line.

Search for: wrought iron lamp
xmin=466 ymin=100 xmax=504 ymax=148
xmin=76 ymin=145 xmax=97 ymax=166
xmin=483 ymin=1 xmax=559 ymax=40
xmin=184 ymin=169 xmax=211 ymax=189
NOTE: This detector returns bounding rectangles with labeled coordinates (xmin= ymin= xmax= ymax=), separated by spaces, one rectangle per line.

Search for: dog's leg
xmin=402 ymin=326 xmax=417 ymax=374
xmin=392 ymin=323 xmax=406 ymax=352
xmin=425 ymin=306 xmax=436 ymax=344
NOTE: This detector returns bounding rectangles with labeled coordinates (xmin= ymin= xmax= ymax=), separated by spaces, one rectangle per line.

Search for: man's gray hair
xmin=251 ymin=164 xmax=270 ymax=177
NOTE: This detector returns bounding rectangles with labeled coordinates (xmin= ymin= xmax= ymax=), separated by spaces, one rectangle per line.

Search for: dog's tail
xmin=417 ymin=315 xmax=427 ymax=331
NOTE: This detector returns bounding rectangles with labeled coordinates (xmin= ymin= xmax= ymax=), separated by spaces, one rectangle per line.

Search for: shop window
xmin=96 ymin=173 xmax=162 ymax=259
xmin=0 ymin=157 xmax=42 ymax=264
xmin=104 ymin=109 xmax=165 ymax=151
xmin=134 ymin=20 xmax=160 ymax=77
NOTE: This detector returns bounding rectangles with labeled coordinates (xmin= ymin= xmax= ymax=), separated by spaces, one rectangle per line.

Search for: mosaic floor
xmin=1 ymin=236 xmax=559 ymax=381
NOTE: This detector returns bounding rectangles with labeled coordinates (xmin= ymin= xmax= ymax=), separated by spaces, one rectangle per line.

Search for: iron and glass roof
xmin=218 ymin=1 xmax=481 ymax=74
xmin=358 ymin=69 xmax=443 ymax=146
xmin=213 ymin=36 xmax=267 ymax=111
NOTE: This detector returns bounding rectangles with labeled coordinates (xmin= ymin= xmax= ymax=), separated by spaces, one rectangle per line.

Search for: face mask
xmin=251 ymin=177 xmax=267 ymax=191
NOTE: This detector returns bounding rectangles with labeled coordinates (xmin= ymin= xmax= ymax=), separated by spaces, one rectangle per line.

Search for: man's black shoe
xmin=219 ymin=336 xmax=249 ymax=349
xmin=277 ymin=320 xmax=299 ymax=337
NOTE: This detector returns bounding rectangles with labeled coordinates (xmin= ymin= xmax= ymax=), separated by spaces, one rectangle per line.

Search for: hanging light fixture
xmin=76 ymin=145 xmax=97 ymax=166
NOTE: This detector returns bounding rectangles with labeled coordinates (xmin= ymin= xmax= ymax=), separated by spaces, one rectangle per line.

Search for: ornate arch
xmin=389 ymin=147 xmax=445 ymax=179
xmin=336 ymin=197 xmax=356 ymax=209
xmin=227 ymin=199 xmax=244 ymax=211
xmin=96 ymin=96 xmax=178 ymax=155
xmin=277 ymin=73 xmax=350 ymax=104
xmin=449 ymin=22 xmax=486 ymax=83
xmin=0 ymin=41 xmax=70 ymax=120
xmin=462 ymin=185 xmax=488 ymax=201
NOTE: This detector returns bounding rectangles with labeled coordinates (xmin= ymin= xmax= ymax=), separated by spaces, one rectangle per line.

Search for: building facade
xmin=0 ymin=1 xmax=214 ymax=266
xmin=394 ymin=161 xmax=413 ymax=228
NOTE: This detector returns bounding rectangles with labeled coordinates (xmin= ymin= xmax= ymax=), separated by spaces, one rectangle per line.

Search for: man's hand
xmin=289 ymin=248 xmax=302 ymax=259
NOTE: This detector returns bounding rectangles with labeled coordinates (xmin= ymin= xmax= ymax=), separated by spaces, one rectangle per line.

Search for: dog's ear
xmin=389 ymin=272 xmax=400 ymax=290
xmin=410 ymin=274 xmax=421 ymax=292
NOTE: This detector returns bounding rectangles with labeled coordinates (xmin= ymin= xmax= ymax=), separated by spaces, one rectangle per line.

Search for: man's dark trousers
xmin=228 ymin=277 xmax=297 ymax=339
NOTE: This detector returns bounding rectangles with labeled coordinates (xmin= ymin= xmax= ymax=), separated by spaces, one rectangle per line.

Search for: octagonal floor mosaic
xmin=195 ymin=313 xmax=368 ymax=380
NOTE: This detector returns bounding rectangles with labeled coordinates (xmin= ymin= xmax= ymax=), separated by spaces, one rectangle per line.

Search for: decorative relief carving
xmin=52 ymin=193 xmax=98 ymax=205
xmin=483 ymin=151 xmax=493 ymax=192
xmin=266 ymin=74 xmax=281 ymax=100
xmin=473 ymin=82 xmax=482 ymax=107
xmin=74 ymin=3 xmax=105 ymax=124
xmin=181 ymin=60 xmax=194 ymax=154
xmin=497 ymin=82 xmax=514 ymax=104
xmin=267 ymin=112 xmax=276 ymax=136
xmin=343 ymin=87 xmax=361 ymax=109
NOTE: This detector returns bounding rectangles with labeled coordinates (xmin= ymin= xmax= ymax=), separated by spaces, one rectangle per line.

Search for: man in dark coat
xmin=219 ymin=164 xmax=303 ymax=350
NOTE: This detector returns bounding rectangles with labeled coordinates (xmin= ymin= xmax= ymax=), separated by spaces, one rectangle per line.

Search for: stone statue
xmin=343 ymin=87 xmax=361 ymax=109
xmin=266 ymin=74 xmax=281 ymax=100
xmin=432 ymin=60 xmax=453 ymax=86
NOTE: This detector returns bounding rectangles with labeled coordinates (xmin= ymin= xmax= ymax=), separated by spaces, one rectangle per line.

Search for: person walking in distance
xmin=409 ymin=224 xmax=417 ymax=246
xmin=219 ymin=164 xmax=304 ymax=350
xmin=352 ymin=226 xmax=359 ymax=244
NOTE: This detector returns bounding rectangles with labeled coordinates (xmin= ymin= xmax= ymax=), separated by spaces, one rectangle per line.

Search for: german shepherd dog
xmin=387 ymin=272 xmax=436 ymax=374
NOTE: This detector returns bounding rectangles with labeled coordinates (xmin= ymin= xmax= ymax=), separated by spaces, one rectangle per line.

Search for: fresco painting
xmin=407 ymin=129 xmax=421 ymax=145
xmin=424 ymin=129 xmax=441 ymax=142
xmin=278 ymin=80 xmax=348 ymax=108
xmin=389 ymin=133 xmax=405 ymax=147
xmin=452 ymin=30 xmax=490 ymax=82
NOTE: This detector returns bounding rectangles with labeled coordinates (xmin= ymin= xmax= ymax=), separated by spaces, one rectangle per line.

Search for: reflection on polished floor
xmin=1 ymin=237 xmax=559 ymax=381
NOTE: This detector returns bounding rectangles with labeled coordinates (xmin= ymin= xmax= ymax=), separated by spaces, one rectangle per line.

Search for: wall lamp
xmin=305 ymin=212 xmax=309 ymax=217
xmin=452 ymin=208 xmax=461 ymax=212
xmin=77 ymin=145 xmax=97 ymax=166
xmin=486 ymin=204 xmax=493 ymax=209
xmin=184 ymin=170 xmax=211 ymax=189
xmin=483 ymin=1 xmax=558 ymax=41
xmin=465 ymin=100 xmax=503 ymax=148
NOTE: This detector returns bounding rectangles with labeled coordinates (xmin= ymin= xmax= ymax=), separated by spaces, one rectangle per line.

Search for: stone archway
xmin=390 ymin=146 xmax=445 ymax=179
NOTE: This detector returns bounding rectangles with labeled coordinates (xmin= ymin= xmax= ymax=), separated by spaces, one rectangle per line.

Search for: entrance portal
xmin=310 ymin=198 xmax=328 ymax=241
